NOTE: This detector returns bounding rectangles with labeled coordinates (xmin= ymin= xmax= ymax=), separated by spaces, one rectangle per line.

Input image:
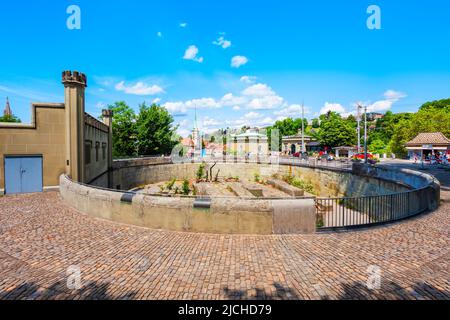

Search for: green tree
xmin=318 ymin=112 xmax=356 ymax=148
xmin=311 ymin=118 xmax=320 ymax=128
xmin=368 ymin=138 xmax=387 ymax=155
xmin=387 ymin=103 xmax=450 ymax=157
xmin=0 ymin=114 xmax=21 ymax=123
xmin=107 ymin=101 xmax=137 ymax=157
xmin=267 ymin=117 xmax=308 ymax=151
xmin=420 ymin=98 xmax=450 ymax=111
xmin=136 ymin=103 xmax=179 ymax=156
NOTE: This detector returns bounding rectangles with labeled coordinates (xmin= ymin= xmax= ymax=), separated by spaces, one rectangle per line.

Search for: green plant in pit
xmin=196 ymin=163 xmax=206 ymax=181
xmin=290 ymin=178 xmax=315 ymax=194
xmin=282 ymin=174 xmax=294 ymax=185
xmin=282 ymin=174 xmax=315 ymax=194
xmin=182 ymin=179 xmax=190 ymax=195
xmin=166 ymin=178 xmax=176 ymax=191
xmin=254 ymin=173 xmax=261 ymax=183
xmin=316 ymin=218 xmax=324 ymax=228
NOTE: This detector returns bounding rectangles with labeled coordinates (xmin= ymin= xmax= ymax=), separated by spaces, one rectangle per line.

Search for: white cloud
xmin=203 ymin=116 xmax=220 ymax=126
xmin=242 ymin=83 xmax=275 ymax=97
xmin=213 ymin=36 xmax=232 ymax=49
xmin=367 ymin=100 xmax=394 ymax=112
xmin=115 ymin=81 xmax=164 ymax=96
xmin=152 ymin=98 xmax=161 ymax=104
xmin=231 ymin=56 xmax=249 ymax=68
xmin=247 ymin=95 xmax=284 ymax=110
xmin=232 ymin=106 xmax=241 ymax=111
xmin=225 ymin=115 xmax=274 ymax=129
xmin=156 ymin=31 xmax=163 ymax=38
xmin=183 ymin=45 xmax=204 ymax=63
xmin=367 ymin=89 xmax=408 ymax=112
xmin=240 ymin=76 xmax=257 ymax=84
xmin=179 ymin=22 xmax=188 ymax=28
xmin=95 ymin=102 xmax=106 ymax=109
xmin=220 ymin=93 xmax=247 ymax=107
xmin=185 ymin=98 xmax=218 ymax=109
xmin=259 ymin=117 xmax=274 ymax=126
xmin=384 ymin=90 xmax=407 ymax=100
xmin=274 ymin=104 xmax=310 ymax=118
xmin=177 ymin=128 xmax=191 ymax=137
xmin=244 ymin=112 xmax=262 ymax=119
xmin=320 ymin=102 xmax=346 ymax=115
xmin=241 ymin=83 xmax=284 ymax=110
xmin=163 ymin=97 xmax=219 ymax=114
xmin=164 ymin=101 xmax=187 ymax=114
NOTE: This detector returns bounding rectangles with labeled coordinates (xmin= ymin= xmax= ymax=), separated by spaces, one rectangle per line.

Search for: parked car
xmin=352 ymin=153 xmax=374 ymax=160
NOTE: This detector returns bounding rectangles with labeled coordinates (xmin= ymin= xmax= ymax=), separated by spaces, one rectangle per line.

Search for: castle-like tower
xmin=4 ymin=97 xmax=12 ymax=117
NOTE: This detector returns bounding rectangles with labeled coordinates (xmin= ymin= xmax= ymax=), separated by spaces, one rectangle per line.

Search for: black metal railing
xmin=279 ymin=157 xmax=353 ymax=171
xmin=315 ymin=186 xmax=435 ymax=231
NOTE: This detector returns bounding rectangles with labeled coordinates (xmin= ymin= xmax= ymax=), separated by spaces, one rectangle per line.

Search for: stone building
xmin=0 ymin=71 xmax=113 ymax=194
xmin=282 ymin=130 xmax=320 ymax=155
xmin=231 ymin=127 xmax=269 ymax=156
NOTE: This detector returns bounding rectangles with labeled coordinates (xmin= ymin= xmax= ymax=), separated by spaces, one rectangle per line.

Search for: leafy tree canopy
xmin=318 ymin=112 xmax=356 ymax=148
xmin=0 ymin=114 xmax=21 ymax=123
xmin=107 ymin=101 xmax=137 ymax=158
xmin=136 ymin=103 xmax=179 ymax=156
xmin=420 ymin=98 xmax=450 ymax=111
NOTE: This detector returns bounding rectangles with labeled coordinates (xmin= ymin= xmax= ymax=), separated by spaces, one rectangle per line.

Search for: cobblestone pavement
xmin=0 ymin=165 xmax=449 ymax=300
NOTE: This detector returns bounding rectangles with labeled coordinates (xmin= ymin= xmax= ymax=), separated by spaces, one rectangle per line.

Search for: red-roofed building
xmin=405 ymin=132 xmax=450 ymax=159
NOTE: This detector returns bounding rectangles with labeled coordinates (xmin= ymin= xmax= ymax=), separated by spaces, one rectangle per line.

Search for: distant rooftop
xmin=406 ymin=132 xmax=450 ymax=146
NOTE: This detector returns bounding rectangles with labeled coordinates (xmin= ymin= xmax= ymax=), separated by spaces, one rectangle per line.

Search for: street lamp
xmin=357 ymin=104 xmax=362 ymax=153
xmin=364 ymin=105 xmax=368 ymax=164
xmin=301 ymin=103 xmax=306 ymax=155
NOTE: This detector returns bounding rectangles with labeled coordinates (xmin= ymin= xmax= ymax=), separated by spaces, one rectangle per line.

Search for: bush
xmin=254 ymin=173 xmax=261 ymax=183
xmin=182 ymin=179 xmax=190 ymax=195
xmin=166 ymin=178 xmax=176 ymax=191
xmin=283 ymin=174 xmax=315 ymax=194
xmin=196 ymin=163 xmax=206 ymax=181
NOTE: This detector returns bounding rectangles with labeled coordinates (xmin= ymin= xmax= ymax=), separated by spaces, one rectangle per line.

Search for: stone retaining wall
xmin=60 ymin=174 xmax=316 ymax=235
xmin=59 ymin=160 xmax=440 ymax=235
xmin=353 ymin=163 xmax=440 ymax=210
xmin=110 ymin=162 xmax=410 ymax=197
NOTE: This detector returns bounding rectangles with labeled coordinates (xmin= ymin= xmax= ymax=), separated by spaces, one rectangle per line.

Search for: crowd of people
xmin=413 ymin=151 xmax=450 ymax=165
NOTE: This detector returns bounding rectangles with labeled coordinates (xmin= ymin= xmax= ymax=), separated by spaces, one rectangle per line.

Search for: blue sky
xmin=1 ymin=0 xmax=450 ymax=136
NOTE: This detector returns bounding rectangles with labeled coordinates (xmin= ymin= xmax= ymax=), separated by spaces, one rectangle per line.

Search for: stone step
xmin=266 ymin=179 xmax=304 ymax=197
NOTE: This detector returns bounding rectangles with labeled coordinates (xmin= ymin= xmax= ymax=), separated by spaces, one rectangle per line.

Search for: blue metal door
xmin=4 ymin=156 xmax=43 ymax=194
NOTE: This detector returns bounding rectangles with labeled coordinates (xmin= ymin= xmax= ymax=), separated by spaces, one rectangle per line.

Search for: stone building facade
xmin=0 ymin=71 xmax=113 ymax=194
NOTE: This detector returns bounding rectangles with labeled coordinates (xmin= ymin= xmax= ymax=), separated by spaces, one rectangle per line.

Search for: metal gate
xmin=4 ymin=156 xmax=43 ymax=194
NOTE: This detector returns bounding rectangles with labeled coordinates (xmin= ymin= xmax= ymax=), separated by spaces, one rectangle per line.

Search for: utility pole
xmin=301 ymin=103 xmax=305 ymax=154
xmin=364 ymin=105 xmax=368 ymax=164
xmin=357 ymin=104 xmax=362 ymax=153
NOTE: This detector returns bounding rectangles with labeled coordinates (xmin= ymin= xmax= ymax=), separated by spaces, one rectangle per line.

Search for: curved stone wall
xmin=59 ymin=159 xmax=440 ymax=235
xmin=110 ymin=161 xmax=412 ymax=197
xmin=60 ymin=174 xmax=316 ymax=235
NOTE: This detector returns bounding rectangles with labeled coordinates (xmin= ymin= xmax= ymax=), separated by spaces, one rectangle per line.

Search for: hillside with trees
xmin=264 ymin=98 xmax=450 ymax=158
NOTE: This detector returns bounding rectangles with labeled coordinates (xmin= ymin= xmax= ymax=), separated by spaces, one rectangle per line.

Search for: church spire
xmin=4 ymin=97 xmax=12 ymax=117
xmin=194 ymin=106 xmax=198 ymax=130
